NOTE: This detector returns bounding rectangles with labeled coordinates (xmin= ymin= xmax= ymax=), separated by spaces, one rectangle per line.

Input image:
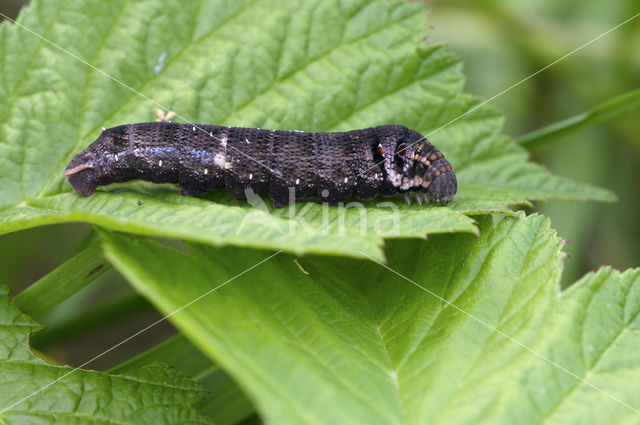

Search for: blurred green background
xmin=426 ymin=0 xmax=640 ymax=287
xmin=0 ymin=0 xmax=638 ymax=366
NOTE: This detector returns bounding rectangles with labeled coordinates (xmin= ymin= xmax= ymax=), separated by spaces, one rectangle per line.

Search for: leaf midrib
xmin=366 ymin=297 xmax=407 ymax=425
xmin=257 ymin=290 xmax=404 ymax=424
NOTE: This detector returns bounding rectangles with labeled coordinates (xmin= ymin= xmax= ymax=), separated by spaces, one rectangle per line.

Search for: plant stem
xmin=13 ymin=239 xmax=110 ymax=319
xmin=518 ymin=89 xmax=640 ymax=152
xmin=30 ymin=292 xmax=153 ymax=348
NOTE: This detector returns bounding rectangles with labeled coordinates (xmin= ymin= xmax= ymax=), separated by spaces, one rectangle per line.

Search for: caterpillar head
xmin=425 ymin=160 xmax=457 ymax=205
xmin=385 ymin=137 xmax=457 ymax=205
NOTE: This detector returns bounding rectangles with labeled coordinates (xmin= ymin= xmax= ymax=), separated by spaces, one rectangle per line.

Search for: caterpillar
xmin=63 ymin=122 xmax=457 ymax=207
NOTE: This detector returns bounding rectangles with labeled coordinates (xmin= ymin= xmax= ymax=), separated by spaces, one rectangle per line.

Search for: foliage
xmin=427 ymin=0 xmax=640 ymax=285
xmin=0 ymin=286 xmax=208 ymax=424
xmin=0 ymin=0 xmax=637 ymax=424
xmin=0 ymin=0 xmax=613 ymax=260
xmin=102 ymin=214 xmax=640 ymax=425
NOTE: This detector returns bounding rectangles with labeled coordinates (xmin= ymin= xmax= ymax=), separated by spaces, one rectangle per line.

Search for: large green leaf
xmin=0 ymin=0 xmax=614 ymax=260
xmin=0 ymin=285 xmax=208 ymax=424
xmin=102 ymin=214 xmax=640 ymax=425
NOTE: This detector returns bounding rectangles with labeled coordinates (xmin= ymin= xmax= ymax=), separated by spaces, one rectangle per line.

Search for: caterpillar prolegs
xmin=64 ymin=123 xmax=457 ymax=207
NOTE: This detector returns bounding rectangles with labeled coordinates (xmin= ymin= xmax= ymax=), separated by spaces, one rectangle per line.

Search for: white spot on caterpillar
xmin=158 ymin=160 xmax=163 ymax=167
xmin=204 ymin=168 xmax=208 ymax=175
xmin=245 ymin=138 xmax=250 ymax=144
xmin=114 ymin=154 xmax=118 ymax=161
xmin=386 ymin=168 xmax=402 ymax=187
xmin=344 ymin=177 xmax=348 ymax=183
xmin=209 ymin=132 xmax=213 ymax=137
xmin=102 ymin=127 xmax=106 ymax=132
xmin=249 ymin=173 xmax=253 ymax=180
xmin=225 ymin=162 xmax=232 ymax=170
xmin=295 ymin=178 xmax=300 ymax=185
xmin=219 ymin=134 xmax=227 ymax=147
xmin=321 ymin=189 xmax=329 ymax=198
xmin=154 ymin=51 xmax=167 ymax=75
xmin=192 ymin=126 xmax=196 ymax=132
xmin=213 ymin=153 xmax=226 ymax=169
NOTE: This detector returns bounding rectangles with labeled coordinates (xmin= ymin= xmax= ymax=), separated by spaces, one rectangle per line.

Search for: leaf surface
xmin=0 ymin=0 xmax=614 ymax=260
xmin=109 ymin=334 xmax=256 ymax=425
xmin=0 ymin=286 xmax=208 ymax=424
xmin=102 ymin=214 xmax=640 ymax=425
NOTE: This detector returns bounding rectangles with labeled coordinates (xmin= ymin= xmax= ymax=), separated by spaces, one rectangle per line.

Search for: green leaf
xmin=518 ymin=88 xmax=640 ymax=152
xmin=102 ymin=214 xmax=640 ymax=425
xmin=109 ymin=334 xmax=256 ymax=425
xmin=0 ymin=286 xmax=208 ymax=424
xmin=0 ymin=0 xmax=614 ymax=260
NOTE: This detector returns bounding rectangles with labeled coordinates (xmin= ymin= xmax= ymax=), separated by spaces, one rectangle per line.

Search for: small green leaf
xmin=518 ymin=88 xmax=640 ymax=152
xmin=109 ymin=334 xmax=256 ymax=425
xmin=0 ymin=0 xmax=614 ymax=260
xmin=0 ymin=286 xmax=208 ymax=424
xmin=102 ymin=214 xmax=640 ymax=425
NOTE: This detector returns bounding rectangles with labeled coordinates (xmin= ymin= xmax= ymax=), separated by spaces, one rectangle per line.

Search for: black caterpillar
xmin=64 ymin=123 xmax=457 ymax=207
